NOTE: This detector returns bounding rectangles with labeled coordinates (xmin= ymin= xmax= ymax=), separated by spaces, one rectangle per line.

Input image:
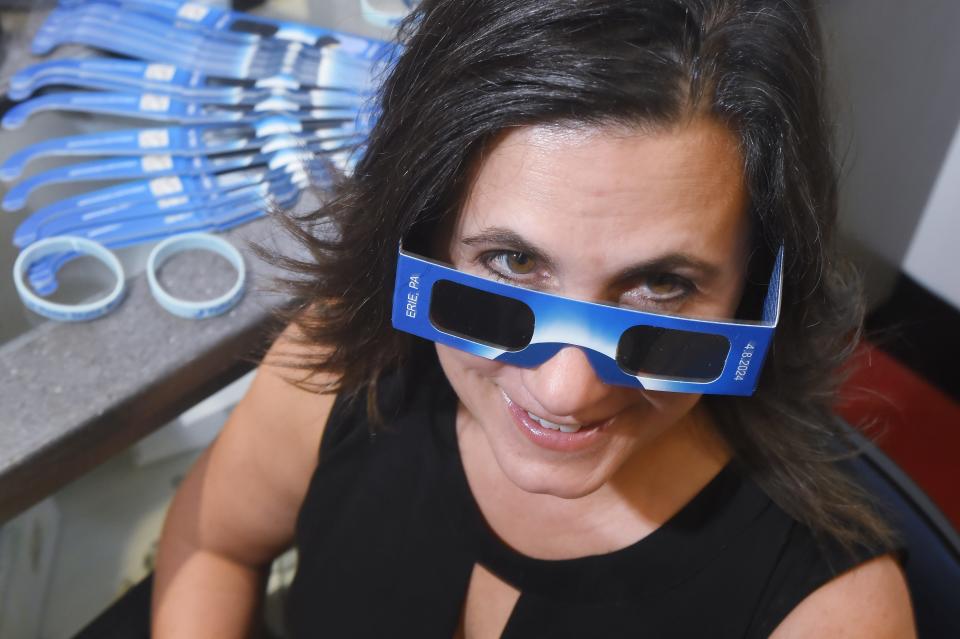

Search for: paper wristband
xmin=13 ymin=236 xmax=126 ymax=321
xmin=146 ymin=233 xmax=246 ymax=319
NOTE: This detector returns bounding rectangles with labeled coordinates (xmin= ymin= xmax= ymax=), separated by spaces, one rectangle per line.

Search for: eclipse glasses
xmin=391 ymin=246 xmax=783 ymax=396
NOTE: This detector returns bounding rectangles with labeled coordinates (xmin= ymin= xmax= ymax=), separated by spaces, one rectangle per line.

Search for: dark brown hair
xmin=267 ymin=0 xmax=893 ymax=553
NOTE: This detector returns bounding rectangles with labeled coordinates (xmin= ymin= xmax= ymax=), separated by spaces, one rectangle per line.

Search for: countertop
xmin=0 ymin=218 xmax=293 ymax=522
xmin=0 ymin=0 xmax=392 ymax=523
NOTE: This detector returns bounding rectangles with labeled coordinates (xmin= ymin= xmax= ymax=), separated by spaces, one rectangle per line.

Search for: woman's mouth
xmin=501 ymin=391 xmax=613 ymax=452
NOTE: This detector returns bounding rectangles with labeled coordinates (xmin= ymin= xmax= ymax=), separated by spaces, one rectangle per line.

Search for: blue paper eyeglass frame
xmin=392 ymin=244 xmax=784 ymax=396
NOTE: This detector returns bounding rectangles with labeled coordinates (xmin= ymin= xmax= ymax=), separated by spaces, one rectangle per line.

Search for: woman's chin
xmin=493 ymin=453 xmax=613 ymax=500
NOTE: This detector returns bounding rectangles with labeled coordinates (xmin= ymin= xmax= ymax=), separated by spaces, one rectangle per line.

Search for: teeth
xmin=526 ymin=410 xmax=557 ymax=429
xmin=526 ymin=410 xmax=582 ymax=434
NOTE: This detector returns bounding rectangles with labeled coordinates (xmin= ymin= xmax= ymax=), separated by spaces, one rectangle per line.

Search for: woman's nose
xmin=520 ymin=346 xmax=612 ymax=418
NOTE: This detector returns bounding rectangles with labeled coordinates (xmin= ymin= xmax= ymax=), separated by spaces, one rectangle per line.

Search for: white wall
xmin=820 ymin=0 xmax=960 ymax=308
xmin=903 ymin=122 xmax=960 ymax=308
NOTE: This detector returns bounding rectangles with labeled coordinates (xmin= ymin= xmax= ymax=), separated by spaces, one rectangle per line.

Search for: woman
xmin=153 ymin=0 xmax=915 ymax=637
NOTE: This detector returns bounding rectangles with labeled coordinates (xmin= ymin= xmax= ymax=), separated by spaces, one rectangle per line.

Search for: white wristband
xmin=12 ymin=236 xmax=126 ymax=322
xmin=146 ymin=232 xmax=246 ymax=319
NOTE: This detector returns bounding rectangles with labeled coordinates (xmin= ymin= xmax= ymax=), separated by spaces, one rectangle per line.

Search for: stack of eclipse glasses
xmin=2 ymin=0 xmax=391 ymax=295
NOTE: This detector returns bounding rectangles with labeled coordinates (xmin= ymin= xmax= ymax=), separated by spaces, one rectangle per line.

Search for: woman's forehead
xmin=452 ymin=119 xmax=751 ymax=267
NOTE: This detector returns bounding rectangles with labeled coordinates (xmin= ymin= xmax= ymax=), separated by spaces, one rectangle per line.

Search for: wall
xmin=820 ymin=0 xmax=960 ymax=308
xmin=903 ymin=122 xmax=960 ymax=308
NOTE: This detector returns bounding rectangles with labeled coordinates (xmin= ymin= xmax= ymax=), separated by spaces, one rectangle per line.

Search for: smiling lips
xmin=501 ymin=390 xmax=613 ymax=452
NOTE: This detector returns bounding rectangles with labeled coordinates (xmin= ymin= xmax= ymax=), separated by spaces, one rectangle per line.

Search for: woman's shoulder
xmin=292 ymin=349 xmax=463 ymax=550
xmin=157 ymin=324 xmax=343 ymax=571
xmin=735 ymin=464 xmax=914 ymax=637
xmin=769 ymin=552 xmax=914 ymax=637
xmin=317 ymin=347 xmax=455 ymax=461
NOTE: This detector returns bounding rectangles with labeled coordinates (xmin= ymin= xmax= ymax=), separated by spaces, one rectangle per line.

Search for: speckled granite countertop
xmin=0 ymin=219 xmax=296 ymax=522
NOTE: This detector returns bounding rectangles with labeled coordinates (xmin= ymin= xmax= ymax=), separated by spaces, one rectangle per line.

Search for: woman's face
xmin=436 ymin=118 xmax=751 ymax=499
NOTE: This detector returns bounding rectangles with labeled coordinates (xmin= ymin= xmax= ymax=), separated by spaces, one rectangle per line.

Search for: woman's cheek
xmin=436 ymin=343 xmax=506 ymax=391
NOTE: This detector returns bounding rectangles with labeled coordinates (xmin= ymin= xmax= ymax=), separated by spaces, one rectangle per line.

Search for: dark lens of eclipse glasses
xmin=616 ymin=326 xmax=730 ymax=382
xmin=430 ymin=279 xmax=535 ymax=350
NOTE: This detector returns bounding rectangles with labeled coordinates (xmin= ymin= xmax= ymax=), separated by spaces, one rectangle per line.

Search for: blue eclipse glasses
xmin=391 ymin=246 xmax=784 ymax=396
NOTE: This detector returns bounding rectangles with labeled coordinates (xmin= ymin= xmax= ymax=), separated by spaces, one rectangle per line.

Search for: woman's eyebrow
xmin=613 ymin=254 xmax=722 ymax=283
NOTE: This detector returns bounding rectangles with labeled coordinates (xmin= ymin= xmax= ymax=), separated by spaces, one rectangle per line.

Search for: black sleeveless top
xmin=285 ymin=359 xmax=884 ymax=638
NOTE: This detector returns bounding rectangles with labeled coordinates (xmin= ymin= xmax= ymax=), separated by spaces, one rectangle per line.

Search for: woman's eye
xmin=505 ymin=252 xmax=536 ymax=274
xmin=486 ymin=251 xmax=538 ymax=277
xmin=622 ymin=273 xmax=694 ymax=307
xmin=645 ymin=273 xmax=686 ymax=298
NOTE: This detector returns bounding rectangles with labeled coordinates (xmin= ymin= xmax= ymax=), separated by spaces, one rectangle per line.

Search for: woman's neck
xmin=456 ymin=402 xmax=732 ymax=560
